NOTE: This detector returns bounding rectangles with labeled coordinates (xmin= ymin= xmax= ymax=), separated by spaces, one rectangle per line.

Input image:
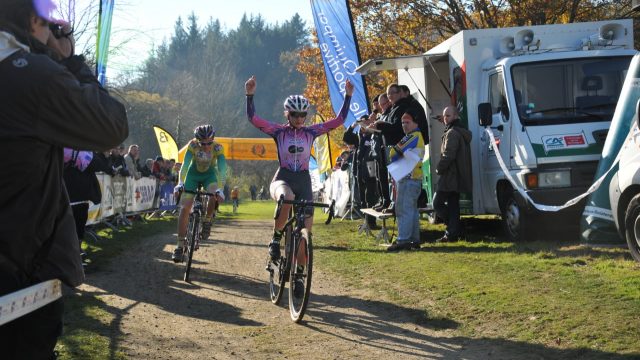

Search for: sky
xmin=85 ymin=0 xmax=315 ymax=80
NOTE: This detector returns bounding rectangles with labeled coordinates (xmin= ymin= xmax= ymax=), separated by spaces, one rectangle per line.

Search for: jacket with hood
xmin=436 ymin=119 xmax=472 ymax=193
xmin=0 ymin=31 xmax=128 ymax=293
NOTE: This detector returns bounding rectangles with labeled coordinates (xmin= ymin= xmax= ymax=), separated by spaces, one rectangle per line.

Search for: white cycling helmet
xmin=283 ymin=95 xmax=310 ymax=112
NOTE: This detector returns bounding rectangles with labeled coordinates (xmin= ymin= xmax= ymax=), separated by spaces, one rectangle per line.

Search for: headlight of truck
xmin=524 ymin=171 xmax=571 ymax=189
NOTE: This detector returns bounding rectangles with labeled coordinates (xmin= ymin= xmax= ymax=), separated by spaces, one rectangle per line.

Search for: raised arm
xmin=245 ymin=76 xmax=281 ymax=136
xmin=309 ymin=79 xmax=354 ymax=136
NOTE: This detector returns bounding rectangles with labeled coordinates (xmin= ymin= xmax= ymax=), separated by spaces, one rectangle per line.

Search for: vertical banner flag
xmin=312 ymin=113 xmax=333 ymax=174
xmin=96 ymin=0 xmax=115 ymax=85
xmin=153 ymin=126 xmax=179 ymax=162
xmin=311 ymin=0 xmax=369 ymax=128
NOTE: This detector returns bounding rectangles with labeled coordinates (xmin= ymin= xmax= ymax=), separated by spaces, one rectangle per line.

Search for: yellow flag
xmin=153 ymin=126 xmax=179 ymax=161
xmin=177 ymin=137 xmax=277 ymax=163
xmin=311 ymin=114 xmax=333 ymax=174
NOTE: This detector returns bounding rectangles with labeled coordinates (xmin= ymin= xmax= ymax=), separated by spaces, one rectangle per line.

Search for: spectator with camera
xmin=0 ymin=0 xmax=128 ymax=357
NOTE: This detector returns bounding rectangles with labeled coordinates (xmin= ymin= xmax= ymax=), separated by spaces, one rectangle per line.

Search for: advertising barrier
xmin=86 ymin=173 xmax=174 ymax=225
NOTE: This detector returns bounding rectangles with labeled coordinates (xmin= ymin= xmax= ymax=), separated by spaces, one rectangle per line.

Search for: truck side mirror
xmin=478 ymin=103 xmax=493 ymax=127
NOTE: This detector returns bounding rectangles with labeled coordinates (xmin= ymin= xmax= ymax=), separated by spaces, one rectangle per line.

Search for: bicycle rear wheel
xmin=289 ymin=228 xmax=312 ymax=322
xmin=184 ymin=212 xmax=200 ymax=282
xmin=269 ymin=225 xmax=292 ymax=305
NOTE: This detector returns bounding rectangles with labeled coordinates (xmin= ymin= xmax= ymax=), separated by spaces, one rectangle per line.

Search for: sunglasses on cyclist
xmin=199 ymin=141 xmax=214 ymax=146
xmin=48 ymin=23 xmax=73 ymax=39
xmin=289 ymin=111 xmax=307 ymax=118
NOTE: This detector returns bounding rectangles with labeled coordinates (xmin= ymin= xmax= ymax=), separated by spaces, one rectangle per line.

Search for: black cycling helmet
xmin=194 ymin=124 xmax=215 ymax=140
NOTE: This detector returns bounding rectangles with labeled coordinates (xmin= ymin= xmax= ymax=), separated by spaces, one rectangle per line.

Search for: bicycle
xmin=181 ymin=184 xmax=214 ymax=282
xmin=266 ymin=195 xmax=335 ymax=322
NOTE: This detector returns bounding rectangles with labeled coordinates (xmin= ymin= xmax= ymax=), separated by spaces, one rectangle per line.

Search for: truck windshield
xmin=511 ymin=56 xmax=631 ymax=126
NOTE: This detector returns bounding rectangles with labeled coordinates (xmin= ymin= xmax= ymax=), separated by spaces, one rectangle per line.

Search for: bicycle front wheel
xmin=289 ymin=228 xmax=312 ymax=322
xmin=269 ymin=225 xmax=291 ymax=305
xmin=184 ymin=212 xmax=200 ymax=282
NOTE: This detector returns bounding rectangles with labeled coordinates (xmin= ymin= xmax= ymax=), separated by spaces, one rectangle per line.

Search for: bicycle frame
xmin=182 ymin=184 xmax=215 ymax=282
xmin=268 ymin=195 xmax=335 ymax=322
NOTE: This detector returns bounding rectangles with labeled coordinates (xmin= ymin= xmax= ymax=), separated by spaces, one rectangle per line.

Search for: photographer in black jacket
xmin=0 ymin=1 xmax=128 ymax=357
xmin=343 ymin=115 xmax=379 ymax=229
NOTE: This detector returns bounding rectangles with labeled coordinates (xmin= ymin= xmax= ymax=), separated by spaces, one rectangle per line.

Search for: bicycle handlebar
xmin=273 ymin=195 xmax=335 ymax=225
xmin=184 ymin=189 xmax=216 ymax=197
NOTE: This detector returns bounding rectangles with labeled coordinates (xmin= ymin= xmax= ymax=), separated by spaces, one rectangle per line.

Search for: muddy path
xmin=78 ymin=219 xmax=538 ymax=360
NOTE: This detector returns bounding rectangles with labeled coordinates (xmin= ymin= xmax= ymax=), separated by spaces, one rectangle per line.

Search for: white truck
xmin=357 ymin=20 xmax=636 ymax=241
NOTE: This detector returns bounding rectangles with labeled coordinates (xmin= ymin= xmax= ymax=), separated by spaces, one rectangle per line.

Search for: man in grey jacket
xmin=0 ymin=1 xmax=128 ymax=357
xmin=434 ymin=106 xmax=472 ymax=242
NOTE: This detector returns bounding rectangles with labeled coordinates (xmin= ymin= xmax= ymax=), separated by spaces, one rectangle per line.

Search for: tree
xmin=297 ymin=0 xmax=635 ymax=127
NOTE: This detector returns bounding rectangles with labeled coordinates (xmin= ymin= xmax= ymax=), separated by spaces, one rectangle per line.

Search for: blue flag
xmin=96 ymin=0 xmax=115 ymax=86
xmin=310 ymin=0 xmax=369 ymax=128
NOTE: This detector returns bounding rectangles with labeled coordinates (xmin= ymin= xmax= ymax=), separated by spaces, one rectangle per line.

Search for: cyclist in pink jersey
xmin=245 ymin=76 xmax=354 ymax=261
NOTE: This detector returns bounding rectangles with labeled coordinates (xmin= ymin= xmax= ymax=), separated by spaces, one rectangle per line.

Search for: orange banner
xmin=178 ymin=137 xmax=277 ymax=163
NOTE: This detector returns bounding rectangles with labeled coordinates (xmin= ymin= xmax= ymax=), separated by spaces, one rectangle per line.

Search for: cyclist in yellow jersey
xmin=172 ymin=125 xmax=226 ymax=262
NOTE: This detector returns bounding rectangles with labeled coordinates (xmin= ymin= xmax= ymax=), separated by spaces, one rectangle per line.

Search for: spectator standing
xmin=152 ymin=156 xmax=166 ymax=180
xmin=343 ymin=115 xmax=379 ymax=228
xmin=63 ymin=150 xmax=110 ymax=266
xmin=140 ymin=158 xmax=154 ymax=177
xmin=124 ymin=144 xmax=142 ymax=179
xmin=250 ymin=184 xmax=257 ymax=200
xmin=374 ymin=84 xmax=413 ymax=214
xmin=231 ymin=186 xmax=240 ymax=213
xmin=400 ymin=85 xmax=429 ymax=143
xmin=433 ymin=106 xmax=472 ymax=242
xmin=94 ymin=150 xmax=116 ymax=176
xmin=109 ymin=145 xmax=128 ymax=176
xmin=165 ymin=159 xmax=176 ymax=181
xmin=223 ymin=183 xmax=230 ymax=201
xmin=387 ymin=109 xmax=425 ymax=252
xmin=375 ymin=84 xmax=412 ymax=147
xmin=371 ymin=93 xmax=392 ymax=211
xmin=0 ymin=1 xmax=128 ymax=357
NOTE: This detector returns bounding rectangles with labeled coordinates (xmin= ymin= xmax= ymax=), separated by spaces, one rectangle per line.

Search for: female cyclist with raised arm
xmin=172 ymin=125 xmax=226 ymax=262
xmin=244 ymin=76 xmax=354 ymax=261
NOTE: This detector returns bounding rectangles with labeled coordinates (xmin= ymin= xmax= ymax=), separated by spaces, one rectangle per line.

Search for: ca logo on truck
xmin=542 ymin=133 xmax=587 ymax=153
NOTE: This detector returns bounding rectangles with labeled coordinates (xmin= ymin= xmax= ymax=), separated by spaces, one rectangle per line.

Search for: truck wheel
xmin=624 ymin=193 xmax=640 ymax=262
xmin=501 ymin=192 xmax=528 ymax=242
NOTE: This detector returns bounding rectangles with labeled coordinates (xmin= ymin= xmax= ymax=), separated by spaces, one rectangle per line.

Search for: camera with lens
xmin=48 ymin=23 xmax=72 ymax=39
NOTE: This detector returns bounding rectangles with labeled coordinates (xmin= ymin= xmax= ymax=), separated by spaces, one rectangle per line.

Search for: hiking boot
xmin=386 ymin=242 xmax=413 ymax=252
xmin=172 ymin=247 xmax=183 ymax=263
xmin=268 ymin=240 xmax=281 ymax=261
xmin=201 ymin=219 xmax=212 ymax=240
xmin=293 ymin=278 xmax=305 ymax=299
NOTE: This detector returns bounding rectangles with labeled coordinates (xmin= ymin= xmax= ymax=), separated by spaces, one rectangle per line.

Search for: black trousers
xmin=357 ymin=175 xmax=378 ymax=225
xmin=71 ymin=203 xmax=89 ymax=241
xmin=433 ymin=190 xmax=462 ymax=237
xmin=375 ymin=158 xmax=390 ymax=205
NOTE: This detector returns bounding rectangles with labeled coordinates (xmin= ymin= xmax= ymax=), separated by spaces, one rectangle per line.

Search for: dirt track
xmin=78 ymin=219 xmax=535 ymax=359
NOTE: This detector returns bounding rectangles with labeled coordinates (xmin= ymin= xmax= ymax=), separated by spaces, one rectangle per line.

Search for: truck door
xmin=481 ymin=69 xmax=512 ymax=212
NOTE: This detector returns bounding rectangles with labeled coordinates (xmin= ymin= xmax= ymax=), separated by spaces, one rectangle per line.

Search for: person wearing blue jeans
xmin=387 ymin=109 xmax=425 ymax=252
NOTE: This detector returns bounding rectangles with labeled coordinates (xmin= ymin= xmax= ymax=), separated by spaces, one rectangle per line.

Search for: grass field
xmin=56 ymin=200 xmax=640 ymax=358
